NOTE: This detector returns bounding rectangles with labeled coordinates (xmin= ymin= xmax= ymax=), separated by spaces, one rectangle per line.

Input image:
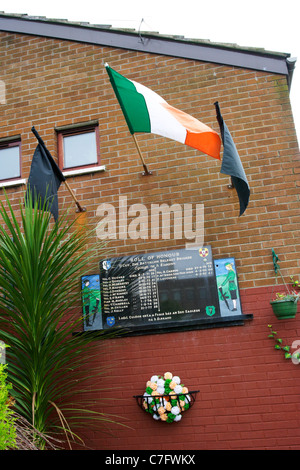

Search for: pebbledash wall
xmin=1 ymin=13 xmax=300 ymax=450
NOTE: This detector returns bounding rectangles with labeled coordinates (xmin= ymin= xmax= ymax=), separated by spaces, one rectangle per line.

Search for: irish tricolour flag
xmin=105 ymin=64 xmax=221 ymax=160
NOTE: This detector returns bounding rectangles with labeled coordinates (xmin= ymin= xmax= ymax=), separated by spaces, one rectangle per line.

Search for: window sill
xmin=0 ymin=166 xmax=105 ymax=188
xmin=63 ymin=165 xmax=106 ymax=178
xmin=0 ymin=178 xmax=26 ymax=188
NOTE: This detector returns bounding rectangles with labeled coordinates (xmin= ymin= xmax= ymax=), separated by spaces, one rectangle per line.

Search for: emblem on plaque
xmin=102 ymin=260 xmax=111 ymax=270
xmin=205 ymin=306 xmax=216 ymax=316
xmin=106 ymin=316 xmax=115 ymax=327
xmin=199 ymin=247 xmax=209 ymax=259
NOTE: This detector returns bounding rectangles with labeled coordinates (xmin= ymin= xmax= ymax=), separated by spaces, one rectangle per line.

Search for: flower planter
xmin=135 ymin=372 xmax=199 ymax=423
xmin=270 ymin=299 xmax=298 ymax=319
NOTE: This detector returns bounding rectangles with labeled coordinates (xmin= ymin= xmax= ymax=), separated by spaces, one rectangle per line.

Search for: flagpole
xmin=64 ymin=180 xmax=86 ymax=213
xmin=132 ymin=134 xmax=152 ymax=175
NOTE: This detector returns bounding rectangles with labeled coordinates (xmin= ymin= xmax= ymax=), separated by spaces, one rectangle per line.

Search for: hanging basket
xmin=270 ymin=299 xmax=298 ymax=319
xmin=134 ymin=372 xmax=199 ymax=423
xmin=134 ymin=391 xmax=199 ymax=421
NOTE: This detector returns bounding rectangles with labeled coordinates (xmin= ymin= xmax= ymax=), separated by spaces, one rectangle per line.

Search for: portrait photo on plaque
xmin=81 ymin=274 xmax=103 ymax=331
xmin=214 ymin=258 xmax=242 ymax=317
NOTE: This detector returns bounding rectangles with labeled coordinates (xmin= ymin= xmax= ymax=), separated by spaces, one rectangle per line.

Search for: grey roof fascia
xmin=0 ymin=14 xmax=290 ymax=77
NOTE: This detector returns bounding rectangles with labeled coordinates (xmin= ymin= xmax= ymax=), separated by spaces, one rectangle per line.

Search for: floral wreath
xmin=142 ymin=372 xmax=191 ymax=423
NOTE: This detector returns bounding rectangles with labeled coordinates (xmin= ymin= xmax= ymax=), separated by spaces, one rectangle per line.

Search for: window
xmin=57 ymin=122 xmax=100 ymax=172
xmin=0 ymin=138 xmax=21 ymax=182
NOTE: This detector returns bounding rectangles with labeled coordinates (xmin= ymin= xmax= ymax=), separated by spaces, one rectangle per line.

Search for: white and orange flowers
xmin=143 ymin=372 xmax=191 ymax=423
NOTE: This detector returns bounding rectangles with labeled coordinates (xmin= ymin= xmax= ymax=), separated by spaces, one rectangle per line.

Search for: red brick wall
xmin=1 ymin=31 xmax=300 ymax=450
xmin=83 ymin=285 xmax=300 ymax=451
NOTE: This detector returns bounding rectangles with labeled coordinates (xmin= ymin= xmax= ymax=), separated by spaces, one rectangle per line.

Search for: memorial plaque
xmin=98 ymin=246 xmax=222 ymax=333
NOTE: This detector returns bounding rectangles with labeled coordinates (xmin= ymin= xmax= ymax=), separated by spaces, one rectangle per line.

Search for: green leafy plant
xmin=268 ymin=325 xmax=300 ymax=363
xmin=0 ymin=364 xmax=17 ymax=450
xmin=271 ymin=249 xmax=300 ymax=303
xmin=0 ymin=192 xmax=120 ymax=449
xmin=272 ymin=292 xmax=300 ymax=302
xmin=0 ymin=361 xmax=60 ymax=450
xmin=290 ymin=275 xmax=300 ymax=290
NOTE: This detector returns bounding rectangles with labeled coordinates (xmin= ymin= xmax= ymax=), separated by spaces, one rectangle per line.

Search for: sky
xmin=1 ymin=0 xmax=299 ymax=142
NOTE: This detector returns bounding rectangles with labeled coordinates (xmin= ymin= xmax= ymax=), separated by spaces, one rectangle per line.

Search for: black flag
xmin=27 ymin=127 xmax=65 ymax=221
xmin=214 ymin=102 xmax=250 ymax=216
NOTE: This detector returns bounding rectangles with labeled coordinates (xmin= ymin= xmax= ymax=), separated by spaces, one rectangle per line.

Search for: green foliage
xmin=0 ymin=364 xmax=17 ymax=450
xmin=290 ymin=275 xmax=300 ymax=290
xmin=272 ymin=292 xmax=300 ymax=303
xmin=0 ymin=193 xmax=119 ymax=449
xmin=268 ymin=325 xmax=300 ymax=362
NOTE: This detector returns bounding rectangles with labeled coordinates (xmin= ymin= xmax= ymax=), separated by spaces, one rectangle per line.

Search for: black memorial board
xmin=98 ymin=246 xmax=222 ymax=334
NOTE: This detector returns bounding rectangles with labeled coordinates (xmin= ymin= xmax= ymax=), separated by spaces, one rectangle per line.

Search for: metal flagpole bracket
xmin=142 ymin=164 xmax=153 ymax=176
xmin=76 ymin=206 xmax=87 ymax=213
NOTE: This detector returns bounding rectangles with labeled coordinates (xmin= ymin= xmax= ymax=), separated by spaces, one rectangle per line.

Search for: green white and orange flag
xmin=105 ymin=64 xmax=221 ymax=160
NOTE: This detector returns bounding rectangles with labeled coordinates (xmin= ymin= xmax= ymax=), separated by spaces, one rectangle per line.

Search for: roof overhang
xmin=0 ymin=13 xmax=295 ymax=87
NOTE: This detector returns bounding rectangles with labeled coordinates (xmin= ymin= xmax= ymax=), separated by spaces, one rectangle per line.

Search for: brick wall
xmin=81 ymin=286 xmax=300 ymax=451
xmin=1 ymin=31 xmax=300 ymax=450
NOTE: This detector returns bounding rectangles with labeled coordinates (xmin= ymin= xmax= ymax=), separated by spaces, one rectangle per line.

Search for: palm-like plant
xmin=0 ymin=193 xmax=114 ymax=449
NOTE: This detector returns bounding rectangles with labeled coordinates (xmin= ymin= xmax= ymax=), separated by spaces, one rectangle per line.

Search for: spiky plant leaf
xmin=0 ymin=192 xmax=119 ymax=448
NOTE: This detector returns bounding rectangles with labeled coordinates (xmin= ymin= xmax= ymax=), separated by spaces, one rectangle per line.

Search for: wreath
xmin=142 ymin=372 xmax=191 ymax=423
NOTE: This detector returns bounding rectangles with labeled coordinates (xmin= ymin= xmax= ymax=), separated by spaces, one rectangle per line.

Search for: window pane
xmin=63 ymin=132 xmax=97 ymax=168
xmin=0 ymin=146 xmax=20 ymax=180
